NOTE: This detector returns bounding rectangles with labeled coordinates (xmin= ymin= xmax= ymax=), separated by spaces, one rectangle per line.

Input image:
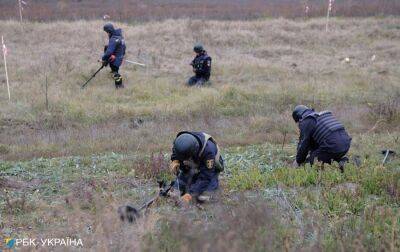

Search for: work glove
xmin=181 ymin=193 xmax=192 ymax=203
xmin=101 ymin=60 xmax=108 ymax=67
xmin=109 ymin=55 xmax=116 ymax=62
xmin=169 ymin=160 xmax=180 ymax=174
xmin=175 ymin=193 xmax=192 ymax=208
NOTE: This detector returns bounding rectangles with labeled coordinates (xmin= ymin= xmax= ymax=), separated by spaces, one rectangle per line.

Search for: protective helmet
xmin=103 ymin=23 xmax=115 ymax=34
xmin=193 ymin=43 xmax=204 ymax=53
xmin=173 ymin=133 xmax=200 ymax=160
xmin=292 ymin=105 xmax=309 ymax=122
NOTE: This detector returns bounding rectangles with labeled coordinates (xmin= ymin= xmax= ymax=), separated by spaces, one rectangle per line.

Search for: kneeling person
xmin=292 ymin=105 xmax=351 ymax=172
xmin=187 ymin=44 xmax=212 ymax=86
xmin=169 ymin=131 xmax=224 ymax=204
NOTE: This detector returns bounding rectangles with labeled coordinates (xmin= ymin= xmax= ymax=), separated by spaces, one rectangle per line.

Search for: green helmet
xmin=292 ymin=105 xmax=310 ymax=122
xmin=173 ymin=133 xmax=200 ymax=160
xmin=193 ymin=43 xmax=204 ymax=53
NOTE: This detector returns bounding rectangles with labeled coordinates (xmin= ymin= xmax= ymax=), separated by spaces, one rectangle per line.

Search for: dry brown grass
xmin=0 ymin=17 xmax=399 ymax=160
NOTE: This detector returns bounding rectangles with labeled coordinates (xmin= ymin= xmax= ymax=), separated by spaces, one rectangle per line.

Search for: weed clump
xmin=125 ymin=152 xmax=170 ymax=180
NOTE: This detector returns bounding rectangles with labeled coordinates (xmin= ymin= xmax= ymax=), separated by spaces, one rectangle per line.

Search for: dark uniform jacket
xmin=102 ymin=28 xmax=126 ymax=67
xmin=191 ymin=52 xmax=212 ymax=80
xmin=296 ymin=110 xmax=351 ymax=164
xmin=171 ymin=131 xmax=220 ymax=195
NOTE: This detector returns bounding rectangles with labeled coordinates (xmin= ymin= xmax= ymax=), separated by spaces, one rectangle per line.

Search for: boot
xmin=197 ymin=194 xmax=211 ymax=203
xmin=338 ymin=157 xmax=349 ymax=173
xmin=196 ymin=191 xmax=214 ymax=203
xmin=114 ymin=73 xmax=124 ymax=89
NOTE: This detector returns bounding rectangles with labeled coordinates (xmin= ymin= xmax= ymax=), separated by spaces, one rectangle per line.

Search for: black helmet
xmin=103 ymin=23 xmax=115 ymax=34
xmin=292 ymin=105 xmax=309 ymax=122
xmin=173 ymin=133 xmax=200 ymax=160
xmin=193 ymin=43 xmax=204 ymax=53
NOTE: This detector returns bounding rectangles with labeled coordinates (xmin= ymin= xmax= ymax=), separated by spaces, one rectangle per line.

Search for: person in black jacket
xmin=102 ymin=23 xmax=126 ymax=88
xmin=187 ymin=44 xmax=212 ymax=86
xmin=292 ymin=105 xmax=351 ymax=172
xmin=169 ymin=131 xmax=224 ymax=205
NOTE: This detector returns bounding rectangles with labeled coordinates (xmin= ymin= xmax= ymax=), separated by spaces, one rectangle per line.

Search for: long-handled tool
xmin=125 ymin=59 xmax=146 ymax=67
xmin=118 ymin=180 xmax=175 ymax=223
xmin=138 ymin=180 xmax=175 ymax=211
xmin=99 ymin=46 xmax=146 ymax=67
xmin=81 ymin=65 xmax=104 ymax=89
xmin=381 ymin=149 xmax=396 ymax=165
xmin=92 ymin=54 xmax=146 ymax=67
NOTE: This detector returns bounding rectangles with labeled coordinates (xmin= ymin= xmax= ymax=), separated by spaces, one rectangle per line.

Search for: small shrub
xmin=129 ymin=152 xmax=169 ymax=180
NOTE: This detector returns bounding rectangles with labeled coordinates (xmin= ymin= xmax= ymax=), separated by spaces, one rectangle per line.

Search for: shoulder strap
xmin=300 ymin=112 xmax=317 ymax=122
xmin=198 ymin=133 xmax=220 ymax=160
xmin=199 ymin=133 xmax=219 ymax=157
xmin=318 ymin=110 xmax=332 ymax=116
xmin=199 ymin=133 xmax=224 ymax=172
xmin=199 ymin=133 xmax=212 ymax=157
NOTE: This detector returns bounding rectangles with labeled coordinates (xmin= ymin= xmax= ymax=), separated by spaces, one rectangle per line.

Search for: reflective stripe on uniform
xmin=113 ymin=74 xmax=122 ymax=82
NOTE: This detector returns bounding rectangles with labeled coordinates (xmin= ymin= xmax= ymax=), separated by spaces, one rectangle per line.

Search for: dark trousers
xmin=187 ymin=76 xmax=208 ymax=86
xmin=110 ymin=64 xmax=123 ymax=88
xmin=175 ymin=169 xmax=219 ymax=196
xmin=306 ymin=148 xmax=349 ymax=173
xmin=110 ymin=64 xmax=119 ymax=73
xmin=308 ymin=149 xmax=348 ymax=165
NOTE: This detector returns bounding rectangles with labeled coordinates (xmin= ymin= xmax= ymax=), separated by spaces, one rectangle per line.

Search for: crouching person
xmin=187 ymin=44 xmax=212 ymax=86
xmin=292 ymin=105 xmax=352 ymax=172
xmin=169 ymin=131 xmax=224 ymax=206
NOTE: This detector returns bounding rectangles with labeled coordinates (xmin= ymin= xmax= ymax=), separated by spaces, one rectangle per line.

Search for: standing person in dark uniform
xmin=292 ymin=105 xmax=351 ymax=172
xmin=169 ymin=131 xmax=224 ymax=205
xmin=102 ymin=23 xmax=126 ymax=89
xmin=187 ymin=44 xmax=212 ymax=86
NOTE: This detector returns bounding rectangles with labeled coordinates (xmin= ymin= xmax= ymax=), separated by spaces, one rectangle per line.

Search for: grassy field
xmin=0 ymin=17 xmax=399 ymax=160
xmin=0 ymin=17 xmax=399 ymax=251
xmin=0 ymin=142 xmax=399 ymax=250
